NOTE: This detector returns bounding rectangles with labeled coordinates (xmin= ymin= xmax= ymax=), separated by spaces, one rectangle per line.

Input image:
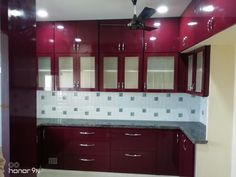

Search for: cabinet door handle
xmin=76 ymin=43 xmax=80 ymax=51
xmin=124 ymin=154 xmax=142 ymax=158
xmin=124 ymin=133 xmax=142 ymax=137
xmin=42 ymin=129 xmax=46 ymax=139
xmin=73 ymin=43 xmax=76 ymax=51
xmin=144 ymin=43 xmax=147 ymax=51
xmin=118 ymin=43 xmax=121 ymax=51
xmin=182 ymin=36 xmax=187 ymax=47
xmin=80 ymin=144 xmax=95 ymax=147
xmin=76 ymin=81 xmax=80 ymax=88
xmin=144 ymin=82 xmax=147 ymax=90
xmin=176 ymin=133 xmax=179 ymax=143
xmin=121 ymin=82 xmax=124 ymax=89
xmin=79 ymin=158 xmax=95 ymax=162
xmin=122 ymin=43 xmax=125 ymax=51
xmin=117 ymin=82 xmax=120 ymax=89
xmin=80 ymin=132 xmax=95 ymax=135
xmin=73 ymin=81 xmax=77 ymax=88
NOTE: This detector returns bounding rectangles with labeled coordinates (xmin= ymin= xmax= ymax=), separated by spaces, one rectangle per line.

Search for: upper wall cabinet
xmin=55 ymin=21 xmax=98 ymax=54
xmin=179 ymin=0 xmax=236 ymax=51
xmin=99 ymin=20 xmax=143 ymax=53
xmin=144 ymin=18 xmax=180 ymax=53
xmin=36 ymin=22 xmax=54 ymax=54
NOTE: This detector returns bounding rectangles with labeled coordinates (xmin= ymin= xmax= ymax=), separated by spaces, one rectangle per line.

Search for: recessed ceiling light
xmin=37 ymin=9 xmax=48 ymax=18
xmin=202 ymin=5 xmax=214 ymax=12
xmin=75 ymin=38 xmax=82 ymax=42
xmin=154 ymin=22 xmax=161 ymax=27
xmin=150 ymin=36 xmax=157 ymax=41
xmin=188 ymin=22 xmax=198 ymax=26
xmin=9 ymin=9 xmax=24 ymax=17
xmin=156 ymin=6 xmax=168 ymax=14
xmin=56 ymin=25 xmax=64 ymax=30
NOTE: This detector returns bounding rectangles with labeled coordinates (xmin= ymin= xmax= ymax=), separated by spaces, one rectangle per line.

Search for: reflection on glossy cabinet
xmin=100 ymin=53 xmax=142 ymax=92
xmin=144 ymin=54 xmax=177 ymax=92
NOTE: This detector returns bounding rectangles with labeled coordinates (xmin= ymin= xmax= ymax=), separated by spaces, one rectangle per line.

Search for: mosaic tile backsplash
xmin=37 ymin=91 xmax=208 ymax=125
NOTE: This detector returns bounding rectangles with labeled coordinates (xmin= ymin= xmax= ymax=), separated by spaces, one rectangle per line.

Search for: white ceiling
xmin=36 ymin=0 xmax=192 ymax=21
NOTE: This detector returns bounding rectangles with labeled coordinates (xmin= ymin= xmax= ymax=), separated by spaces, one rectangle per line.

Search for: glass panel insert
xmin=125 ymin=57 xmax=139 ymax=89
xmin=59 ymin=56 xmax=74 ymax=88
xmin=103 ymin=57 xmax=118 ymax=89
xmin=38 ymin=57 xmax=52 ymax=90
xmin=196 ymin=51 xmax=203 ymax=92
xmin=187 ymin=55 xmax=193 ymax=91
xmin=80 ymin=56 xmax=95 ymax=89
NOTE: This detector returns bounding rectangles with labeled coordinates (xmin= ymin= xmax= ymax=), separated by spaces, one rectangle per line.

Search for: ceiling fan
xmin=101 ymin=0 xmax=157 ymax=31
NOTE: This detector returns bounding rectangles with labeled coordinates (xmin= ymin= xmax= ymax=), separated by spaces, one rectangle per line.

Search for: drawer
xmin=111 ymin=128 xmax=156 ymax=151
xmin=64 ymin=154 xmax=110 ymax=172
xmin=111 ymin=150 xmax=156 ymax=174
xmin=64 ymin=141 xmax=109 ymax=155
xmin=64 ymin=127 xmax=110 ymax=141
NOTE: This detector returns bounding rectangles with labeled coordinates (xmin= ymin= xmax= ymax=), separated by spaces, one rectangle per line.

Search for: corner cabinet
xmin=185 ymin=46 xmax=210 ymax=96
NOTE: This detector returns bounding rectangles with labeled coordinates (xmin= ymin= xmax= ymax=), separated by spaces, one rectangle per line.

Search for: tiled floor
xmin=38 ymin=169 xmax=178 ymax=177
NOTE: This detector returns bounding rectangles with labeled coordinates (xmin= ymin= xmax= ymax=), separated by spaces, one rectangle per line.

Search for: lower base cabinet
xmin=39 ymin=126 xmax=195 ymax=176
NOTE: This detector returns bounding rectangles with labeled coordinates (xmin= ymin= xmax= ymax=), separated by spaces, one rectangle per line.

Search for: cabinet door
xmin=79 ymin=54 xmax=98 ymax=91
xmin=36 ymin=22 xmax=54 ymax=54
xmin=144 ymin=18 xmax=179 ymax=53
xmin=144 ymin=54 xmax=176 ymax=92
xmin=55 ymin=22 xmax=77 ymax=54
xmin=179 ymin=132 xmax=195 ymax=177
xmin=38 ymin=56 xmax=54 ymax=90
xmin=76 ymin=21 xmax=98 ymax=53
xmin=122 ymin=54 xmax=142 ymax=91
xmin=187 ymin=54 xmax=194 ymax=92
xmin=55 ymin=55 xmax=76 ymax=90
xmin=156 ymin=130 xmax=179 ymax=175
xmin=100 ymin=55 xmax=120 ymax=91
xmin=195 ymin=51 xmax=204 ymax=93
xmin=42 ymin=127 xmax=64 ymax=169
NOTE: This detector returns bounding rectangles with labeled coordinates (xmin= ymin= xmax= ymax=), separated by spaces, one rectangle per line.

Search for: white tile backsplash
xmin=37 ymin=91 xmax=208 ymax=125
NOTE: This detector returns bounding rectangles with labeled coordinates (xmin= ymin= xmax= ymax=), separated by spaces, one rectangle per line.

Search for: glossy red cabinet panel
xmin=36 ymin=22 xmax=54 ymax=54
xmin=156 ymin=130 xmax=179 ymax=175
xmin=110 ymin=128 xmax=156 ymax=151
xmin=55 ymin=22 xmax=77 ymax=54
xmin=111 ymin=150 xmax=156 ymax=174
xmin=179 ymin=132 xmax=195 ymax=177
xmin=144 ymin=18 xmax=180 ymax=53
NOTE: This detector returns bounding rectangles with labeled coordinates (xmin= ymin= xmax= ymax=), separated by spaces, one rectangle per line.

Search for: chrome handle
xmin=125 ymin=133 xmax=142 ymax=137
xmin=79 ymin=158 xmax=95 ymax=162
xmin=144 ymin=43 xmax=147 ymax=51
xmin=122 ymin=43 xmax=125 ymax=51
xmin=118 ymin=43 xmax=121 ymax=51
xmin=73 ymin=43 xmax=76 ymax=51
xmin=76 ymin=43 xmax=80 ymax=51
xmin=80 ymin=144 xmax=95 ymax=147
xmin=117 ymin=82 xmax=120 ymax=89
xmin=144 ymin=82 xmax=147 ymax=90
xmin=80 ymin=132 xmax=95 ymax=135
xmin=183 ymin=139 xmax=187 ymax=151
xmin=73 ymin=81 xmax=77 ymax=88
xmin=121 ymin=82 xmax=124 ymax=89
xmin=207 ymin=17 xmax=215 ymax=32
xmin=176 ymin=133 xmax=179 ymax=143
xmin=182 ymin=36 xmax=187 ymax=47
xmin=42 ymin=129 xmax=46 ymax=139
xmin=76 ymin=81 xmax=80 ymax=88
xmin=125 ymin=154 xmax=142 ymax=158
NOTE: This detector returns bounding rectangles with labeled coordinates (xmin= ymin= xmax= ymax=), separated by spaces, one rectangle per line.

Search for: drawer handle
xmin=124 ymin=154 xmax=142 ymax=158
xmin=79 ymin=158 xmax=95 ymax=162
xmin=80 ymin=144 xmax=95 ymax=147
xmin=80 ymin=132 xmax=95 ymax=135
xmin=124 ymin=133 xmax=142 ymax=137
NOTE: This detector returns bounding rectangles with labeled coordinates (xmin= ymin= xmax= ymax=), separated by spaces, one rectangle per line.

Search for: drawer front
xmin=64 ymin=127 xmax=110 ymax=141
xmin=111 ymin=128 xmax=156 ymax=151
xmin=64 ymin=154 xmax=110 ymax=172
xmin=111 ymin=150 xmax=156 ymax=174
xmin=64 ymin=141 xmax=109 ymax=155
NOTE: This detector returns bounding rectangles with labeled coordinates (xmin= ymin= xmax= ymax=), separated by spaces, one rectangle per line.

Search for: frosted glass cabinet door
xmin=124 ymin=57 xmax=139 ymax=89
xmin=59 ymin=57 xmax=74 ymax=89
xmin=38 ymin=57 xmax=52 ymax=90
xmin=103 ymin=57 xmax=118 ymax=89
xmin=80 ymin=56 xmax=95 ymax=89
xmin=147 ymin=56 xmax=174 ymax=90
xmin=195 ymin=51 xmax=203 ymax=92
xmin=187 ymin=55 xmax=194 ymax=91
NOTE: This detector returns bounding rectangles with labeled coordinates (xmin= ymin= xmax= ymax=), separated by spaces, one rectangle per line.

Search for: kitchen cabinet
xmin=99 ymin=20 xmax=143 ymax=53
xmin=100 ymin=53 xmax=143 ymax=92
xmin=39 ymin=126 xmax=194 ymax=175
xmin=41 ymin=127 xmax=64 ymax=169
xmin=185 ymin=46 xmax=210 ymax=96
xmin=179 ymin=131 xmax=195 ymax=177
xmin=144 ymin=18 xmax=180 ymax=53
xmin=143 ymin=53 xmax=177 ymax=92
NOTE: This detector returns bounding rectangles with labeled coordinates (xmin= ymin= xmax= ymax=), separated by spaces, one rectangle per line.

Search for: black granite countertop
xmin=37 ymin=118 xmax=207 ymax=144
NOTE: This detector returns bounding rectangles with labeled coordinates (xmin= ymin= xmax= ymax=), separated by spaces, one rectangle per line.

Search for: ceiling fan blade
xmin=143 ymin=25 xmax=157 ymax=31
xmin=137 ymin=7 xmax=156 ymax=22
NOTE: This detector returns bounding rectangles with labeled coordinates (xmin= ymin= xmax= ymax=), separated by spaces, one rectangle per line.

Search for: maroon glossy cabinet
xmin=156 ymin=130 xmax=179 ymax=175
xmin=110 ymin=128 xmax=156 ymax=174
xmin=184 ymin=46 xmax=210 ymax=96
xmin=100 ymin=20 xmax=143 ymax=53
xmin=179 ymin=131 xmax=195 ymax=177
xmin=144 ymin=18 xmax=180 ymax=53
xmin=41 ymin=127 xmax=65 ymax=169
